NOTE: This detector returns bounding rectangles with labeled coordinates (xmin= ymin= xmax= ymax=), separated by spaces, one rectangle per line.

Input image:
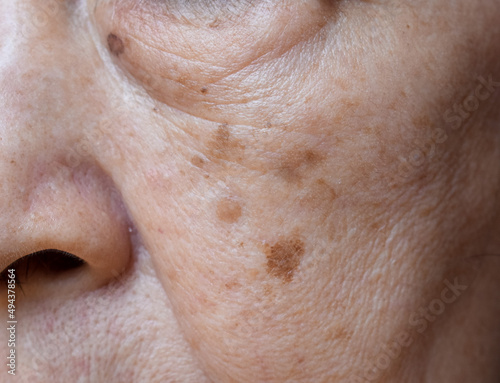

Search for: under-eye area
xmin=0 ymin=249 xmax=86 ymax=286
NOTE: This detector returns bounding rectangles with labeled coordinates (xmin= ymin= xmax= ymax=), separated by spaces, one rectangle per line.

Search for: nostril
xmin=0 ymin=249 xmax=86 ymax=286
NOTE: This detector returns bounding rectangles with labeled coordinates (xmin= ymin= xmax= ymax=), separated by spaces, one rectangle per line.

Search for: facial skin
xmin=0 ymin=0 xmax=500 ymax=382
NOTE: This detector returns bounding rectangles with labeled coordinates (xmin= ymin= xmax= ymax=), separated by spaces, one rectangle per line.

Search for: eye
xmin=0 ymin=249 xmax=86 ymax=287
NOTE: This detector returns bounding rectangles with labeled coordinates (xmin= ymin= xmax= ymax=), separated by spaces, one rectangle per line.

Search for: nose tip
xmin=0 ymin=160 xmax=132 ymax=298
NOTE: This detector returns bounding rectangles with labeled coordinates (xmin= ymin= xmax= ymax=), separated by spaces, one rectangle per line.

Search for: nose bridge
xmin=1 ymin=0 xmax=70 ymax=65
xmin=0 ymin=1 xmax=132 ymax=289
xmin=0 ymin=1 xmax=93 ymax=146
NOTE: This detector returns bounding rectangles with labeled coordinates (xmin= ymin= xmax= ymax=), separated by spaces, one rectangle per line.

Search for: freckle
xmin=327 ymin=327 xmax=352 ymax=342
xmin=191 ymin=155 xmax=205 ymax=168
xmin=265 ymin=237 xmax=305 ymax=282
xmin=303 ymin=150 xmax=320 ymax=165
xmin=107 ymin=33 xmax=125 ymax=56
xmin=216 ymin=197 xmax=242 ymax=224
xmin=224 ymin=280 xmax=241 ymax=290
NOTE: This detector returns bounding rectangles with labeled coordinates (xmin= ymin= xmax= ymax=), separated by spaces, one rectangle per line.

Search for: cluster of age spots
xmin=104 ymin=32 xmax=332 ymax=283
xmin=189 ymin=123 xmax=339 ymax=282
xmin=215 ymin=198 xmax=307 ymax=282
xmin=191 ymin=123 xmax=326 ymax=185
xmin=104 ymin=32 xmax=323 ymax=285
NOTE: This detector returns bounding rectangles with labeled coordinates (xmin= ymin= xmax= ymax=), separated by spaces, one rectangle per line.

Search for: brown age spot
xmin=107 ymin=33 xmax=125 ymax=56
xmin=216 ymin=198 xmax=242 ymax=224
xmin=277 ymin=149 xmax=323 ymax=183
xmin=191 ymin=155 xmax=206 ymax=168
xmin=265 ymin=238 xmax=305 ymax=282
xmin=208 ymin=124 xmax=244 ymax=161
xmin=212 ymin=124 xmax=230 ymax=156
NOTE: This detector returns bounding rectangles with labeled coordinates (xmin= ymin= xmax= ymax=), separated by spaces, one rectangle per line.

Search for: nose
xmin=0 ymin=1 xmax=132 ymax=298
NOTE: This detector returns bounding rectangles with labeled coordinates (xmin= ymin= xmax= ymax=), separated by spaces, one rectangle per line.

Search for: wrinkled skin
xmin=0 ymin=0 xmax=499 ymax=382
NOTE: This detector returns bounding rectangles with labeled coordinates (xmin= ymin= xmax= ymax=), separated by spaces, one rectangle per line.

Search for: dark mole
xmin=216 ymin=198 xmax=242 ymax=224
xmin=107 ymin=33 xmax=125 ymax=56
xmin=265 ymin=237 xmax=305 ymax=282
xmin=201 ymin=87 xmax=208 ymax=94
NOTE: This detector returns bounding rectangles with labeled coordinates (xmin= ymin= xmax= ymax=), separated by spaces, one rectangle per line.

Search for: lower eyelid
xmin=96 ymin=0 xmax=336 ymax=114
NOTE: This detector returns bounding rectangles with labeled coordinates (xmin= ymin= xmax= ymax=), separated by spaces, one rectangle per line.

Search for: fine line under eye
xmin=134 ymin=0 xmax=258 ymax=20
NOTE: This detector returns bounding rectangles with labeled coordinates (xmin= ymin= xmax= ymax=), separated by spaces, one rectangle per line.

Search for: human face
xmin=1 ymin=1 xmax=500 ymax=382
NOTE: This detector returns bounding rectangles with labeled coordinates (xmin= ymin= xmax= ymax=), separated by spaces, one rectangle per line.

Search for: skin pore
xmin=0 ymin=0 xmax=500 ymax=382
